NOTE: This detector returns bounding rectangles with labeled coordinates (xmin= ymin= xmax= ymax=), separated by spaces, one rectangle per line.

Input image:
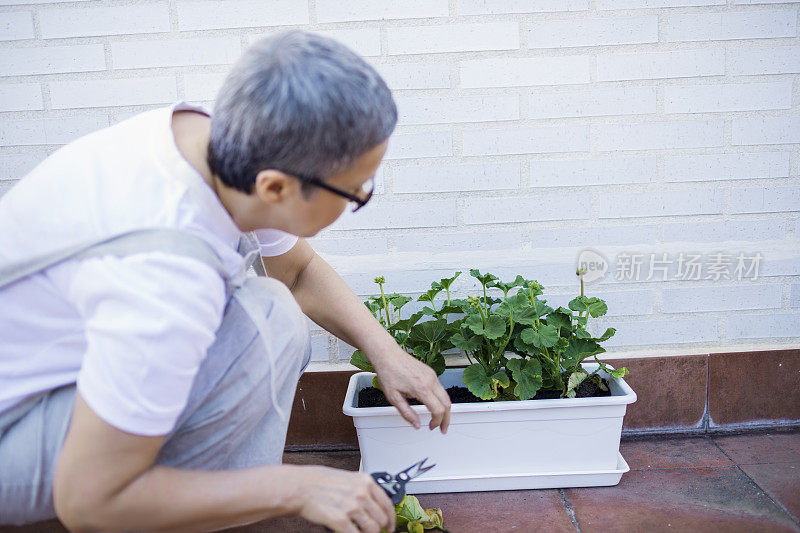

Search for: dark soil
xmin=356 ymin=378 xmax=611 ymax=408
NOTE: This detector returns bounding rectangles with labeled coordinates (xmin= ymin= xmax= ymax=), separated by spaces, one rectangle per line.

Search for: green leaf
xmin=513 ymin=333 xmax=534 ymax=354
xmin=519 ymin=324 xmax=559 ymax=348
xmin=545 ymin=311 xmax=571 ymax=332
xmin=437 ymin=304 xmax=463 ymax=315
xmin=388 ymin=294 xmax=412 ymax=310
xmin=513 ymin=307 xmax=539 ymax=326
xmin=427 ymin=351 xmax=446 ymax=376
xmin=438 ymin=271 xmax=462 ymax=291
xmin=484 ymin=296 xmax=503 ymax=307
xmin=393 ymin=331 xmax=409 ymax=347
xmin=491 ymin=369 xmax=510 ymax=389
xmin=568 ymin=296 xmax=608 ymax=318
xmin=465 ymin=314 xmax=505 ymax=339
xmin=604 ymin=365 xmax=629 ymax=379
xmin=387 ymin=312 xmax=423 ymax=333
xmin=496 ymin=291 xmax=535 ymax=320
xmin=594 ymin=327 xmax=616 ymax=342
xmin=506 ymin=358 xmax=543 ymax=400
xmin=406 ymin=521 xmax=424 ymax=533
xmin=575 ymin=327 xmax=592 ymax=339
xmin=568 ymin=296 xmax=588 ymax=313
xmin=409 ymin=319 xmax=448 ymax=345
xmin=417 ymin=288 xmax=441 ymax=303
xmin=449 ymin=298 xmax=473 ymax=312
xmin=532 ymin=298 xmax=554 ymax=318
xmin=462 ymin=364 xmax=495 ymax=400
xmin=551 ymin=336 xmax=570 ymax=355
xmin=395 ymin=494 xmax=428 ymax=526
xmin=365 ymin=299 xmax=383 ymax=316
xmin=483 ymin=315 xmax=506 ymax=339
xmin=464 ymin=314 xmax=484 ymax=335
xmin=585 ymin=297 xmax=608 ymax=318
xmin=562 ymin=338 xmax=605 ymax=369
xmin=521 ymin=278 xmax=544 ymax=296
xmin=350 ymin=349 xmax=374 ymax=372
xmin=488 ymin=279 xmax=517 ymax=295
xmin=469 ymin=268 xmax=498 ymax=287
xmin=451 ymin=331 xmax=482 ymax=352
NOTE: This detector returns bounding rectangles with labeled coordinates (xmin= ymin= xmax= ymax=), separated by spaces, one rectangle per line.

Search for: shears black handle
xmin=371 ymin=471 xmax=406 ymax=504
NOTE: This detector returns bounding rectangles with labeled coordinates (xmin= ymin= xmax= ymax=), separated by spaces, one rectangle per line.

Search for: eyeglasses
xmin=283 ymin=171 xmax=375 ymax=212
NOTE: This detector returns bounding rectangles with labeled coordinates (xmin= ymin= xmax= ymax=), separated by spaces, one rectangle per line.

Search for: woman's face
xmin=283 ymin=139 xmax=388 ymax=238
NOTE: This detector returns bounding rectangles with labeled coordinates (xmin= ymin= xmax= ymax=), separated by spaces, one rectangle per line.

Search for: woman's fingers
xmin=369 ymin=475 xmax=396 ymax=531
xmin=418 ymin=389 xmax=448 ymax=432
xmin=349 ymin=509 xmax=382 ymax=533
xmin=385 ymin=391 xmax=420 ymax=430
xmin=432 ymin=384 xmax=452 ymax=433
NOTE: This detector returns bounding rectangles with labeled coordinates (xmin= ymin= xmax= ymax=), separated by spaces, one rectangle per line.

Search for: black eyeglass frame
xmin=283 ymin=170 xmax=374 ymax=212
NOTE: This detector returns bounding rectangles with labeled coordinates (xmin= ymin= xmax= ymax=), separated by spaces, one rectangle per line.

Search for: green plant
xmin=350 ymin=274 xmax=462 ymax=377
xmin=382 ymin=495 xmax=447 ymax=533
xmin=450 ymin=269 xmax=544 ymax=401
xmin=453 ymin=268 xmax=628 ymax=400
xmin=352 ymin=268 xmax=629 ymax=402
xmin=510 ymin=266 xmax=629 ymax=398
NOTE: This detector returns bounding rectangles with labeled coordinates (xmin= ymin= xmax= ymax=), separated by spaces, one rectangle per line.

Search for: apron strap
xmin=236 ymin=231 xmax=268 ymax=277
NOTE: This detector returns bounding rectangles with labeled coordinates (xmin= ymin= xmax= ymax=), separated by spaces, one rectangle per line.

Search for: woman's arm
xmin=261 ymin=238 xmax=451 ymax=433
xmin=53 ymin=393 xmax=395 ymax=533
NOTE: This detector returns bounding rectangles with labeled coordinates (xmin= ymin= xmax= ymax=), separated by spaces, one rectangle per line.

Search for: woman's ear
xmin=253 ymin=169 xmax=294 ymax=204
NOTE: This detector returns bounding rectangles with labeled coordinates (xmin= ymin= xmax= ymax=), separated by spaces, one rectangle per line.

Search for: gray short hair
xmin=207 ymin=30 xmax=397 ymax=195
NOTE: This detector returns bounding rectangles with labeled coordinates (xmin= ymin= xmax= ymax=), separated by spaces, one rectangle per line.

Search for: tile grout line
xmin=558 ymin=489 xmax=581 ymax=533
xmin=704 ymin=353 xmax=710 ymax=432
xmin=710 ymin=439 xmax=800 ymax=529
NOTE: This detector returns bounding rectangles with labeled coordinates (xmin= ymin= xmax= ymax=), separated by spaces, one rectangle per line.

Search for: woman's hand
xmin=371 ymin=347 xmax=452 ymax=433
xmin=290 ymin=465 xmax=396 ymax=533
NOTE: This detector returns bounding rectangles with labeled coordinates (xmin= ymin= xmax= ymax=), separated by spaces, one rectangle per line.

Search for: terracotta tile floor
xmin=2 ymin=430 xmax=798 ymax=533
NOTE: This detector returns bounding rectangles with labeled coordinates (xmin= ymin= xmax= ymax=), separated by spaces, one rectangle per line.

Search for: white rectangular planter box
xmin=342 ymin=363 xmax=637 ymax=493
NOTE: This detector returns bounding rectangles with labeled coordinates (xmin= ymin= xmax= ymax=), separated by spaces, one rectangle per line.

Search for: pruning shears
xmin=371 ymin=457 xmax=436 ymax=504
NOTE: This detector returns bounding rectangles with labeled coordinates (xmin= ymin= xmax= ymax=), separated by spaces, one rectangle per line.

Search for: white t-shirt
xmin=0 ymin=101 xmax=298 ymax=436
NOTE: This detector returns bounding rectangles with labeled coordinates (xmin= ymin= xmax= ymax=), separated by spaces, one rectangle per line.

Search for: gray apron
xmin=0 ymin=228 xmax=291 ymax=433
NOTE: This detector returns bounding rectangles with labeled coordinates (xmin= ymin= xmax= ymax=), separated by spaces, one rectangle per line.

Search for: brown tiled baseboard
xmin=603 ymin=354 xmax=708 ymax=431
xmin=708 ymin=349 xmax=800 ymax=426
xmin=286 ymin=370 xmax=359 ymax=450
xmin=285 ymin=348 xmax=800 ymax=449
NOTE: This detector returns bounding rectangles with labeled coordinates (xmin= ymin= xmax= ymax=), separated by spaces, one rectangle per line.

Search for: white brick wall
xmin=1 ymin=0 xmax=798 ymax=365
xmin=387 ymin=23 xmax=520 ymax=55
xmin=0 ymin=82 xmax=43 ymax=111
xmin=38 ymin=5 xmax=171 ymax=39
xmin=176 ymin=1 xmax=309 ymax=31
xmin=1 ymin=11 xmax=34 ymax=41
xmin=50 ymin=77 xmax=178 ymax=109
